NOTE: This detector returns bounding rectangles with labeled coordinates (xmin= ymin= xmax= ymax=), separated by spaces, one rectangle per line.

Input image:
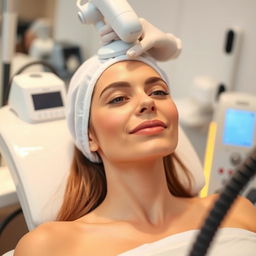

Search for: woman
xmin=14 ymin=55 xmax=256 ymax=256
xmin=14 ymin=26 xmax=255 ymax=256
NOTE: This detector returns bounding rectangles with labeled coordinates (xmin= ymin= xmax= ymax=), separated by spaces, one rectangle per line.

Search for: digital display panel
xmin=32 ymin=91 xmax=63 ymax=110
xmin=223 ymin=108 xmax=255 ymax=147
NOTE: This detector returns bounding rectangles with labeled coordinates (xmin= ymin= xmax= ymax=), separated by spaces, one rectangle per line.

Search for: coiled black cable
xmin=188 ymin=147 xmax=256 ymax=256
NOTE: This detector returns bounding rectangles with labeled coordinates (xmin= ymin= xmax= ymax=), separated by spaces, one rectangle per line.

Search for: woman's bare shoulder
xmin=13 ymin=218 xmax=118 ymax=256
xmin=200 ymin=193 xmax=256 ymax=232
xmin=229 ymin=195 xmax=256 ymax=231
xmin=14 ymin=221 xmax=77 ymax=256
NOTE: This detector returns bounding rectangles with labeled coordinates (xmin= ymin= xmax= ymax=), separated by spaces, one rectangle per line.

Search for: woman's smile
xmin=129 ymin=119 xmax=167 ymax=135
xmin=131 ymin=125 xmax=165 ymax=135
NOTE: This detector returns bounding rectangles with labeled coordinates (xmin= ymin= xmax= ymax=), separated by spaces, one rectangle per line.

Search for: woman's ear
xmin=88 ymin=129 xmax=99 ymax=152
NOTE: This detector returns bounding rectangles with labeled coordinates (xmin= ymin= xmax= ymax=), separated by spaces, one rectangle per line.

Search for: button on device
xmin=218 ymin=168 xmax=224 ymax=174
xmin=228 ymin=169 xmax=234 ymax=176
xmin=230 ymin=152 xmax=242 ymax=166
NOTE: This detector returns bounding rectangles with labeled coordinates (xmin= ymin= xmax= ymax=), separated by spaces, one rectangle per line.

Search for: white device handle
xmin=76 ymin=0 xmax=143 ymax=59
xmin=77 ymin=0 xmax=142 ymax=43
xmin=77 ymin=0 xmax=105 ymax=31
xmin=92 ymin=0 xmax=142 ymax=43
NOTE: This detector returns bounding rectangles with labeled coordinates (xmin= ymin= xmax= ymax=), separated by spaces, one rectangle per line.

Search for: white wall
xmin=174 ymin=0 xmax=256 ymax=96
xmin=53 ymin=0 xmax=101 ymax=59
xmin=53 ymin=0 xmax=256 ymax=161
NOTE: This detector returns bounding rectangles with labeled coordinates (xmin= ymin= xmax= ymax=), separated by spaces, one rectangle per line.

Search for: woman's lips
xmin=129 ymin=120 xmax=167 ymax=135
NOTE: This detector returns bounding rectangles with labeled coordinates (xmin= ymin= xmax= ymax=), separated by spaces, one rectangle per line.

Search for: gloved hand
xmin=100 ymin=18 xmax=182 ymax=61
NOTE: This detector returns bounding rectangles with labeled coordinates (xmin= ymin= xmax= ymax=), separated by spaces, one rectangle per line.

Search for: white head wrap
xmin=66 ymin=54 xmax=170 ymax=162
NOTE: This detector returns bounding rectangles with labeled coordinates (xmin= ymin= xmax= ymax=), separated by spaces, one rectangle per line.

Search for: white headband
xmin=66 ymin=54 xmax=170 ymax=162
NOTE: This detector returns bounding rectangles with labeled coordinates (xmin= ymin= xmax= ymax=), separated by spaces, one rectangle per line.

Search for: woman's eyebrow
xmin=145 ymin=76 xmax=167 ymax=86
xmin=100 ymin=81 xmax=130 ymax=98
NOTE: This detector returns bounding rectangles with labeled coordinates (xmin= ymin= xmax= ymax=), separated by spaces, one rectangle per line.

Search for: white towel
xmin=118 ymin=228 xmax=256 ymax=256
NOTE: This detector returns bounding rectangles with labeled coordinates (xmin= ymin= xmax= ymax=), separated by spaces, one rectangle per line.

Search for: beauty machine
xmin=0 ymin=71 xmax=73 ymax=256
xmin=202 ymin=92 xmax=256 ymax=202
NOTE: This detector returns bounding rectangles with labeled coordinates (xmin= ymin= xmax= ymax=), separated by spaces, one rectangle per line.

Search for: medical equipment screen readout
xmin=223 ymin=108 xmax=255 ymax=147
xmin=32 ymin=91 xmax=63 ymax=110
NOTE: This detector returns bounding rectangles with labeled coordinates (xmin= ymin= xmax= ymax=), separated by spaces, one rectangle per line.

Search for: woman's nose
xmin=136 ymin=96 xmax=156 ymax=115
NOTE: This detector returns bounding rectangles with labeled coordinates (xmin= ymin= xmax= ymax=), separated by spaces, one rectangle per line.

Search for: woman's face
xmin=89 ymin=60 xmax=179 ymax=163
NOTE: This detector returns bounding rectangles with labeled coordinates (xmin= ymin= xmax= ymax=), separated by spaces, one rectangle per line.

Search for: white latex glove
xmin=100 ymin=18 xmax=182 ymax=61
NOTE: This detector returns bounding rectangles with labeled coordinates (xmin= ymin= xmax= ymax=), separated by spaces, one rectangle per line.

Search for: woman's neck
xmin=94 ymin=158 xmax=180 ymax=226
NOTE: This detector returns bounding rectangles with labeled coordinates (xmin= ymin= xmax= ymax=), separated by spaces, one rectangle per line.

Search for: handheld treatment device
xmin=76 ymin=0 xmax=143 ymax=59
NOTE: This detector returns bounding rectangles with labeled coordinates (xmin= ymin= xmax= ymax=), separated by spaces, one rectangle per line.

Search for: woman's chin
xmin=139 ymin=144 xmax=175 ymax=158
xmin=100 ymin=142 xmax=176 ymax=164
xmin=118 ymin=149 xmax=174 ymax=163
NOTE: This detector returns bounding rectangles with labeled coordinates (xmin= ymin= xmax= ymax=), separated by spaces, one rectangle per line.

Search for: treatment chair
xmin=0 ymin=105 xmax=205 ymax=256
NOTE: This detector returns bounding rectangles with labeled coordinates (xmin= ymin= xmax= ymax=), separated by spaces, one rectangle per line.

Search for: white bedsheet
xmin=118 ymin=228 xmax=256 ymax=256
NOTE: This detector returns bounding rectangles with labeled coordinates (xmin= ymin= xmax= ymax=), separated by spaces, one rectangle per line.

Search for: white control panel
xmin=9 ymin=72 xmax=66 ymax=123
xmin=207 ymin=92 xmax=256 ymax=200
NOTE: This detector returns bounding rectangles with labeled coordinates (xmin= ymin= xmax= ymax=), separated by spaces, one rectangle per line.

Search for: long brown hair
xmin=57 ymin=147 xmax=193 ymax=221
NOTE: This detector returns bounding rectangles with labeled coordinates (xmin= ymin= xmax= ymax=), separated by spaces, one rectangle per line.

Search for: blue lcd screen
xmin=223 ymin=109 xmax=255 ymax=147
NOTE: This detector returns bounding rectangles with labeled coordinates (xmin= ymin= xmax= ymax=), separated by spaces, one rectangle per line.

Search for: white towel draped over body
xmin=118 ymin=228 xmax=256 ymax=256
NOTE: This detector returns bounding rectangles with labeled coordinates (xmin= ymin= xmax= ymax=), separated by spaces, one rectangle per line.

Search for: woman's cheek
xmin=94 ymin=110 xmax=125 ymax=138
xmin=165 ymin=101 xmax=179 ymax=123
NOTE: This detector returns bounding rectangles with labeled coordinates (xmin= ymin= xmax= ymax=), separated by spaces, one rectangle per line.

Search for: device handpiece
xmin=92 ymin=0 xmax=142 ymax=42
xmin=77 ymin=0 xmax=143 ymax=43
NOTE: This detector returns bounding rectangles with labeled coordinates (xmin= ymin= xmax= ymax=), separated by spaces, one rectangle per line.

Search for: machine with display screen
xmin=8 ymin=72 xmax=66 ymax=123
xmin=0 ymin=71 xmax=70 ymax=233
xmin=202 ymin=92 xmax=256 ymax=201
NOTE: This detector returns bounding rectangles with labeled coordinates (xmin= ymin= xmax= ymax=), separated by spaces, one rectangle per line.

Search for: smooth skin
xmin=14 ymin=61 xmax=256 ymax=256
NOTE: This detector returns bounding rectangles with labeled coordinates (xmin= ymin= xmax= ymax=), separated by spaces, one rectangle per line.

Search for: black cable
xmin=0 ymin=207 xmax=23 ymax=237
xmin=188 ymin=147 xmax=256 ymax=256
xmin=3 ymin=60 xmax=60 ymax=106
xmin=2 ymin=63 xmax=11 ymax=105
xmin=10 ymin=60 xmax=59 ymax=77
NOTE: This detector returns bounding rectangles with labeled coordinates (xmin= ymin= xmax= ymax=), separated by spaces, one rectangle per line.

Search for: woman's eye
xmin=150 ymin=90 xmax=169 ymax=96
xmin=108 ymin=96 xmax=128 ymax=104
